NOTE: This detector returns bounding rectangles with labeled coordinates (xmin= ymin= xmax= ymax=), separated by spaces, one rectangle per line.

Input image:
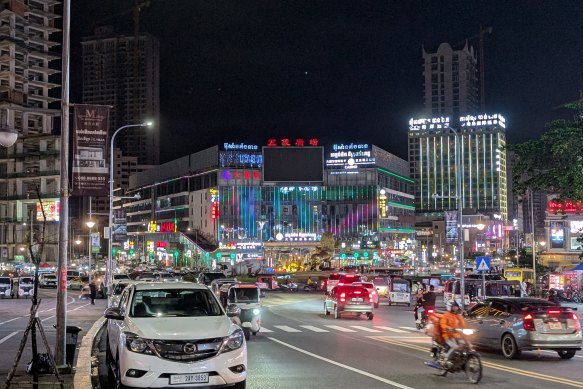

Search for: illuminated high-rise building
xmin=408 ymin=114 xmax=508 ymax=221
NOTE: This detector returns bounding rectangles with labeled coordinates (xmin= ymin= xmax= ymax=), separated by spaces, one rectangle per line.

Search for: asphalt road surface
xmin=0 ymin=286 xmax=106 ymax=384
xmin=97 ymin=291 xmax=583 ymax=389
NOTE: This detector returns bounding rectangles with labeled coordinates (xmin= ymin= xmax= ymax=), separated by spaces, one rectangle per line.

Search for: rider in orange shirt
xmin=439 ymin=300 xmax=466 ymax=360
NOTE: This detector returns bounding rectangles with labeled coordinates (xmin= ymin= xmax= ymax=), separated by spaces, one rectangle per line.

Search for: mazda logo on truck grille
xmin=183 ymin=343 xmax=197 ymax=354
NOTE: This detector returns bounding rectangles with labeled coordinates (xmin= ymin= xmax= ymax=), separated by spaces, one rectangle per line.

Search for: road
xmin=96 ymin=291 xmax=583 ymax=389
xmin=0 ymin=287 xmax=106 ymax=384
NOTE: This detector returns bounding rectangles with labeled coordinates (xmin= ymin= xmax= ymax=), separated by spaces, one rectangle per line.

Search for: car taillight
xmin=338 ymin=283 xmax=344 ymax=286
xmin=427 ymin=309 xmax=435 ymax=314
xmin=369 ymin=293 xmax=373 ymax=303
xmin=573 ymin=313 xmax=579 ymax=321
xmin=354 ymin=291 xmax=361 ymax=294
xmin=548 ymin=309 xmax=561 ymax=315
xmin=523 ymin=313 xmax=536 ymax=331
xmin=340 ymin=292 xmax=346 ymax=302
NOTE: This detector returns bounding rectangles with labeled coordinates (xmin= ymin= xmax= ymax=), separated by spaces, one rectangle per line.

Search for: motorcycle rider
xmin=439 ymin=299 xmax=466 ymax=361
xmin=415 ymin=285 xmax=437 ymax=323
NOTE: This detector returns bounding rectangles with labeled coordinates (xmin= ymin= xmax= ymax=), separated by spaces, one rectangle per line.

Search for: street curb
xmin=74 ymin=316 xmax=106 ymax=389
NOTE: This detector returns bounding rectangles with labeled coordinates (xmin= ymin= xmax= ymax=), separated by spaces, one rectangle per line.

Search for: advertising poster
xmin=550 ymin=221 xmax=565 ymax=249
xmin=445 ymin=211 xmax=458 ymax=243
xmin=112 ymin=209 xmax=127 ymax=243
xmin=72 ymin=104 xmax=110 ymax=196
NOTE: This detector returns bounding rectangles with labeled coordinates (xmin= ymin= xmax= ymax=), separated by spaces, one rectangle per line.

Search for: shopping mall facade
xmin=118 ymin=140 xmax=415 ymax=270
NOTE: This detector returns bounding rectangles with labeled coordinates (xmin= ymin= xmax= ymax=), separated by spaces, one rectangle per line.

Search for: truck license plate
xmin=170 ymin=373 xmax=209 ymax=384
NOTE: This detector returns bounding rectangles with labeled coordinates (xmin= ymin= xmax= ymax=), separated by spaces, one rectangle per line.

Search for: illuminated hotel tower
xmin=408 ymin=114 xmax=508 ymax=220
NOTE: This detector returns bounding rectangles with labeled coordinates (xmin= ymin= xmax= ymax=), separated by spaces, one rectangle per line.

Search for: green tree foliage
xmin=507 ymin=119 xmax=583 ymax=202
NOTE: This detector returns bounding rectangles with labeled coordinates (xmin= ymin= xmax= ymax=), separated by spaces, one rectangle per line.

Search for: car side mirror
xmin=104 ymin=307 xmax=124 ymax=320
xmin=226 ymin=304 xmax=241 ymax=317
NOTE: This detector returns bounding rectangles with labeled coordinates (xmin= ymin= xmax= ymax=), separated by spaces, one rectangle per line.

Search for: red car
xmin=324 ymin=285 xmax=374 ymax=320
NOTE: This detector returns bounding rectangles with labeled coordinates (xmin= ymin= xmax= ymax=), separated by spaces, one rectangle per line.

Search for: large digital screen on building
xmin=262 ymin=147 xmax=324 ymax=183
xmin=36 ymin=200 xmax=60 ymax=222
xmin=550 ymin=221 xmax=565 ymax=249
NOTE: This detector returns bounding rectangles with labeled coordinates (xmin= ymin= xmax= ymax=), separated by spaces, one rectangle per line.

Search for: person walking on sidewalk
xmin=89 ymin=280 xmax=97 ymax=305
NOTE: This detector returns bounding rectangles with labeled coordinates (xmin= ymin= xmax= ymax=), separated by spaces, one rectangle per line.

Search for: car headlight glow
xmin=222 ymin=329 xmax=244 ymax=352
xmin=124 ymin=332 xmax=152 ymax=354
xmin=252 ymin=308 xmax=261 ymax=316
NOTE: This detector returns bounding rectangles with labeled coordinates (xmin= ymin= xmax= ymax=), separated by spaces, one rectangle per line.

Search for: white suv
xmin=105 ymin=282 xmax=247 ymax=388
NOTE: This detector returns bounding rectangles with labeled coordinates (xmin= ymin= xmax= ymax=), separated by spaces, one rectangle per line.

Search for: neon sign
xmin=548 ymin=200 xmax=583 ymax=213
xmin=221 ymin=170 xmax=261 ymax=181
xmin=460 ymin=113 xmax=506 ymax=128
xmin=409 ymin=117 xmax=450 ymax=131
xmin=266 ymin=138 xmax=319 ymax=147
xmin=332 ymin=143 xmax=369 ymax=151
xmin=211 ymin=203 xmax=220 ymax=220
xmin=223 ymin=142 xmax=259 ymax=151
xmin=379 ymin=190 xmax=387 ymax=218
xmin=148 ymin=221 xmax=176 ymax=233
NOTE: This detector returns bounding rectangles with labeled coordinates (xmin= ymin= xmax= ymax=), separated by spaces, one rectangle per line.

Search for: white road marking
xmin=0 ymin=317 xmax=22 ymax=325
xmin=268 ymin=337 xmax=414 ymax=389
xmin=399 ymin=326 xmax=420 ymax=331
xmin=350 ymin=326 xmax=382 ymax=333
xmin=374 ymin=326 xmax=409 ymax=333
xmin=299 ymin=325 xmax=329 ymax=333
xmin=70 ymin=303 xmax=91 ymax=311
xmin=41 ymin=315 xmax=55 ymax=322
xmin=0 ymin=331 xmax=19 ymax=345
xmin=259 ymin=327 xmax=274 ymax=333
xmin=274 ymin=325 xmax=302 ymax=333
xmin=323 ymin=325 xmax=356 ymax=332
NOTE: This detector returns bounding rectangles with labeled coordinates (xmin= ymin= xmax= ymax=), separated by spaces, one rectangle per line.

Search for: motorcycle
xmin=415 ymin=306 xmax=435 ymax=330
xmin=280 ymin=282 xmax=298 ymax=293
xmin=303 ymin=282 xmax=319 ymax=292
xmin=227 ymin=284 xmax=262 ymax=341
xmin=549 ymin=288 xmax=582 ymax=304
xmin=424 ymin=328 xmax=483 ymax=384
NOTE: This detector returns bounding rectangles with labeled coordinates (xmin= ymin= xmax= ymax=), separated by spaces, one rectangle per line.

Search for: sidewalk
xmin=5 ymin=316 xmax=105 ymax=389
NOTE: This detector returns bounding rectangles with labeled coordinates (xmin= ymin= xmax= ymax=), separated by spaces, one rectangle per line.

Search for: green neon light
xmin=387 ymin=201 xmax=415 ymax=210
xmin=379 ymin=227 xmax=416 ymax=233
xmin=377 ymin=168 xmax=414 ymax=184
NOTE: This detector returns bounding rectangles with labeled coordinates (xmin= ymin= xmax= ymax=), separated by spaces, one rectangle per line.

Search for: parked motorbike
xmin=303 ymin=283 xmax=319 ymax=292
xmin=424 ymin=328 xmax=483 ymax=384
xmin=548 ymin=288 xmax=582 ymax=304
xmin=415 ymin=306 xmax=435 ymax=330
xmin=280 ymin=282 xmax=298 ymax=293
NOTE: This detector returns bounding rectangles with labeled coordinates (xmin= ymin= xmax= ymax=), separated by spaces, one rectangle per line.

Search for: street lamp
xmin=432 ymin=125 xmax=465 ymax=309
xmin=86 ymin=220 xmax=95 ymax=285
xmin=0 ymin=127 xmax=18 ymax=147
xmin=108 ymin=122 xmax=152 ymax=293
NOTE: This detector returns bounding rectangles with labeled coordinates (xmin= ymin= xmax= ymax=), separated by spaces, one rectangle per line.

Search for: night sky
xmin=71 ymin=1 xmax=583 ymax=164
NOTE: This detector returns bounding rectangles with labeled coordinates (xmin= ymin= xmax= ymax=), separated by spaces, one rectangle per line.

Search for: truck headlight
xmin=252 ymin=308 xmax=261 ymax=316
xmin=222 ymin=329 xmax=244 ymax=352
xmin=123 ymin=332 xmax=152 ymax=354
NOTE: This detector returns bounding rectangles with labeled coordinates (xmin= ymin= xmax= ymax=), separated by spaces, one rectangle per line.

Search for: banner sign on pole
xmin=112 ymin=209 xmax=127 ymax=242
xmin=72 ymin=104 xmax=110 ymax=196
xmin=91 ymin=233 xmax=101 ymax=254
xmin=445 ymin=211 xmax=458 ymax=243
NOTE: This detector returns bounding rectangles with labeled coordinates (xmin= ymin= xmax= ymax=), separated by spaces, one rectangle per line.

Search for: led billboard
xmin=262 ymin=147 xmax=324 ymax=183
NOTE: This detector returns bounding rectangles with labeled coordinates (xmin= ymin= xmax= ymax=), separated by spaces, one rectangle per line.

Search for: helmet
xmin=446 ymin=300 xmax=459 ymax=312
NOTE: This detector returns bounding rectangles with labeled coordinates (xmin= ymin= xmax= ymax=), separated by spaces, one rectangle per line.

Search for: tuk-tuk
xmin=210 ymin=278 xmax=238 ymax=307
xmin=256 ymin=274 xmax=278 ymax=290
xmin=388 ymin=278 xmax=411 ymax=306
xmin=226 ymin=283 xmax=262 ymax=341
xmin=14 ymin=276 xmax=34 ymax=299
xmin=0 ymin=276 xmax=12 ymax=298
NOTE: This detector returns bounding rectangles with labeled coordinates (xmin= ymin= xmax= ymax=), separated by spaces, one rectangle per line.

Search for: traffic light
xmin=129 ymin=249 xmax=134 ymax=256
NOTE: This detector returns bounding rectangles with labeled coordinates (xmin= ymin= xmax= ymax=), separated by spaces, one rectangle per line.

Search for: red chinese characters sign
xmin=548 ymin=200 xmax=583 ymax=213
xmin=211 ymin=203 xmax=220 ymax=220
xmin=266 ymin=138 xmax=319 ymax=147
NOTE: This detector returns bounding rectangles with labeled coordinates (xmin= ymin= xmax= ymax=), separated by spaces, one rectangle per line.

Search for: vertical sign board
xmin=112 ymin=209 xmax=127 ymax=242
xmin=91 ymin=233 xmax=101 ymax=253
xmin=72 ymin=105 xmax=110 ymax=196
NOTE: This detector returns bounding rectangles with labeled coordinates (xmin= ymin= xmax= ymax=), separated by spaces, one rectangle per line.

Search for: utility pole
xmin=56 ymin=0 xmax=71 ymax=368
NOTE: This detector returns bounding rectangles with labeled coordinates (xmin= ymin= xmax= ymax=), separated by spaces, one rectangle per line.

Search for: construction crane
xmin=456 ymin=26 xmax=493 ymax=111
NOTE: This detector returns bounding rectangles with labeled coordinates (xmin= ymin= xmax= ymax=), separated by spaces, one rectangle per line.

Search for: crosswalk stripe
xmin=374 ymin=326 xmax=409 ymax=333
xmin=274 ymin=325 xmax=302 ymax=333
xmin=349 ymin=326 xmax=382 ymax=333
xmin=324 ymin=325 xmax=357 ymax=332
xmin=400 ymin=326 xmax=419 ymax=331
xmin=299 ymin=325 xmax=329 ymax=333
xmin=259 ymin=327 xmax=274 ymax=333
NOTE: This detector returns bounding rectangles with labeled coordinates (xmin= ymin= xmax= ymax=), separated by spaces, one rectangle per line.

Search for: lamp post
xmin=108 ymin=122 xmax=152 ymax=294
xmin=433 ymin=125 xmax=465 ymax=309
xmin=86 ymin=220 xmax=95 ymax=285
